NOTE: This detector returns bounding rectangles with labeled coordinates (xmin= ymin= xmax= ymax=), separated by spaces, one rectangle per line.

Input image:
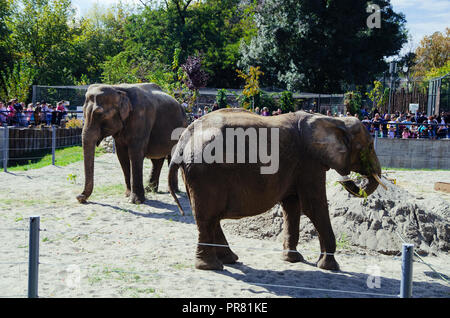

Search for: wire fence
xmin=1 ymin=216 xmax=449 ymax=298
xmin=1 ymin=125 xmax=83 ymax=171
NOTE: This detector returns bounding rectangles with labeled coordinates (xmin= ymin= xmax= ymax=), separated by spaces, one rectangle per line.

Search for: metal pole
xmin=400 ymin=243 xmax=414 ymax=298
xmin=28 ymin=216 xmax=40 ymax=298
xmin=52 ymin=126 xmax=56 ymax=166
xmin=374 ymin=133 xmax=378 ymax=153
xmin=3 ymin=126 xmax=8 ymax=172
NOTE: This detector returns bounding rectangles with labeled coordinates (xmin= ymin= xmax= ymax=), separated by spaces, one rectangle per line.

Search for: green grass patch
xmin=8 ymin=146 xmax=108 ymax=171
xmin=91 ymin=184 xmax=125 ymax=198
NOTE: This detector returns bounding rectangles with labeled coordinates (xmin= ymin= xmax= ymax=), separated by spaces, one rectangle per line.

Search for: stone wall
xmin=376 ymin=138 xmax=450 ymax=170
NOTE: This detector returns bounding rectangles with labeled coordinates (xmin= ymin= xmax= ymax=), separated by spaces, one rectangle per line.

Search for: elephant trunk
xmin=76 ymin=129 xmax=98 ymax=204
xmin=339 ymin=150 xmax=385 ymax=198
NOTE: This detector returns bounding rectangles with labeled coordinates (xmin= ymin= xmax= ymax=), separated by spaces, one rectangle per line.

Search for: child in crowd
xmin=402 ymin=128 xmax=410 ymax=139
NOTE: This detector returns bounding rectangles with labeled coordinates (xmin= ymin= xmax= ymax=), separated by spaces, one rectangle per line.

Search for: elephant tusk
xmin=372 ymin=173 xmax=387 ymax=190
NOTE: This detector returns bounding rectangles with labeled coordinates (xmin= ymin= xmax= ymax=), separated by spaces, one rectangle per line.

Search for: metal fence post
xmin=52 ymin=126 xmax=56 ymax=166
xmin=374 ymin=133 xmax=378 ymax=153
xmin=28 ymin=216 xmax=40 ymax=298
xmin=3 ymin=126 xmax=8 ymax=172
xmin=400 ymin=243 xmax=414 ymax=298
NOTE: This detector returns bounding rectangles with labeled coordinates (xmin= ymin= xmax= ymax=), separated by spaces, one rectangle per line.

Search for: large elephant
xmin=77 ymin=83 xmax=188 ymax=204
xmin=168 ymin=109 xmax=384 ymax=271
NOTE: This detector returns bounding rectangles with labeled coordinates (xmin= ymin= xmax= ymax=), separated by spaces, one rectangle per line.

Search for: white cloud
xmin=391 ymin=0 xmax=449 ymax=53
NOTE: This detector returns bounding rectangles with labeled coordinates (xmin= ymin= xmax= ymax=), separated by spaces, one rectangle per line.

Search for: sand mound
xmin=223 ymin=171 xmax=450 ymax=256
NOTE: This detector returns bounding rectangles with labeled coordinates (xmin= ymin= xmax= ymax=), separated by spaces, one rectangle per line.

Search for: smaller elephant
xmin=168 ymin=109 xmax=384 ymax=271
xmin=76 ymin=83 xmax=188 ymax=204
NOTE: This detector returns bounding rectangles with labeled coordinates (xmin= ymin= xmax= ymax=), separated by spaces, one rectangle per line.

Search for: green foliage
xmin=279 ymin=91 xmax=295 ymax=113
xmin=258 ymin=92 xmax=278 ymax=112
xmin=423 ymin=60 xmax=450 ymax=82
xmin=344 ymin=91 xmax=362 ymax=115
xmin=0 ymin=0 xmax=412 ymax=98
xmin=216 ymin=89 xmax=228 ymax=109
xmin=7 ymin=0 xmax=76 ymax=85
xmin=366 ymin=80 xmax=389 ymax=111
xmin=0 ymin=59 xmax=36 ymax=102
xmin=239 ymin=0 xmax=407 ymax=93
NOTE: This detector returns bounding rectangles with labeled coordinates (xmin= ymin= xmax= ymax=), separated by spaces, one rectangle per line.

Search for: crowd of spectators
xmin=4 ymin=97 xmax=448 ymax=140
xmin=0 ymin=99 xmax=68 ymax=127
xmin=192 ymin=103 xmax=449 ymax=140
xmin=357 ymin=108 xmax=449 ymax=140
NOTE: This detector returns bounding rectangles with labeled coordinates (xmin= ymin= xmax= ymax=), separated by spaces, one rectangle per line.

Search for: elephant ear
xmin=117 ymin=89 xmax=132 ymax=121
xmin=301 ymin=116 xmax=352 ymax=175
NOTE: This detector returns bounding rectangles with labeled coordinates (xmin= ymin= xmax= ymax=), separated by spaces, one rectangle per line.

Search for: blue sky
xmin=72 ymin=0 xmax=449 ymax=51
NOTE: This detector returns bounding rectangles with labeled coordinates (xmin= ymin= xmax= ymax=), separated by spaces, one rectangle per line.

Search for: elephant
xmin=76 ymin=83 xmax=188 ymax=205
xmin=168 ymin=108 xmax=384 ymax=271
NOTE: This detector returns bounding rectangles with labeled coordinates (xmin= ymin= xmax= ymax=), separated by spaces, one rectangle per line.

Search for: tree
xmin=0 ymin=0 xmax=13 ymax=91
xmin=236 ymin=66 xmax=263 ymax=110
xmin=344 ymin=91 xmax=362 ymax=115
xmin=70 ymin=2 xmax=132 ymax=84
xmin=366 ymin=80 xmax=388 ymax=112
xmin=412 ymin=28 xmax=449 ymax=79
xmin=279 ymin=91 xmax=295 ymax=113
xmin=0 ymin=59 xmax=36 ymax=102
xmin=7 ymin=0 xmax=76 ymax=85
xmin=239 ymin=0 xmax=407 ymax=93
xmin=216 ymin=88 xmax=228 ymax=109
xmin=181 ymin=53 xmax=209 ymax=107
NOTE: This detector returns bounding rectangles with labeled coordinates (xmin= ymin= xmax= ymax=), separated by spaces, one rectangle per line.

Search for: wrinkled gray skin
xmin=77 ymin=83 xmax=187 ymax=204
xmin=169 ymin=109 xmax=382 ymax=271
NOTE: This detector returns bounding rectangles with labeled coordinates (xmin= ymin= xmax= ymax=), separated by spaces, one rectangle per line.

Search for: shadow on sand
xmin=214 ymin=262 xmax=450 ymax=298
xmin=87 ymin=191 xmax=195 ymax=225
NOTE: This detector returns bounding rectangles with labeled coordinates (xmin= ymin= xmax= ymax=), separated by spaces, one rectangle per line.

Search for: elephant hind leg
xmin=215 ymin=222 xmax=238 ymax=264
xmin=195 ymin=218 xmax=224 ymax=270
xmin=281 ymin=196 xmax=304 ymax=263
xmin=190 ymin=186 xmax=227 ymax=271
xmin=116 ymin=142 xmax=131 ymax=197
xmin=146 ymin=158 xmax=164 ymax=193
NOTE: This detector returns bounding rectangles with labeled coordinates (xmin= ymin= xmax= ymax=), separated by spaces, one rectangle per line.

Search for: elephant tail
xmin=168 ymin=160 xmax=185 ymax=216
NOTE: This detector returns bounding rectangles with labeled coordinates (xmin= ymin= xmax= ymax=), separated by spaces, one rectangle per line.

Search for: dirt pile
xmin=223 ymin=171 xmax=450 ymax=256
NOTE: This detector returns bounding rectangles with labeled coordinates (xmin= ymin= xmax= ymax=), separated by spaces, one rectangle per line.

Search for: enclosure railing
xmin=1 ymin=125 xmax=82 ymax=172
xmin=366 ymin=122 xmax=450 ymax=140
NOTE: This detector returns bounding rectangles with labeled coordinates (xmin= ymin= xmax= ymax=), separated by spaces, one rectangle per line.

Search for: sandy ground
xmin=0 ymin=153 xmax=449 ymax=298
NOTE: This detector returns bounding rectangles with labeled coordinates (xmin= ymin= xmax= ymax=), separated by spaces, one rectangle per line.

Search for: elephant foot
xmin=217 ymin=250 xmax=239 ymax=264
xmin=282 ymin=250 xmax=304 ymax=263
xmin=129 ymin=192 xmax=146 ymax=204
xmin=76 ymin=194 xmax=88 ymax=204
xmin=195 ymin=256 xmax=224 ymax=271
xmin=317 ymin=255 xmax=340 ymax=271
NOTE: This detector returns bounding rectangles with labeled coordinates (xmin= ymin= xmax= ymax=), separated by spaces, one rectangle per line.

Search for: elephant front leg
xmin=301 ymin=205 xmax=339 ymax=271
xmin=146 ymin=158 xmax=164 ymax=193
xmin=300 ymin=177 xmax=339 ymax=271
xmin=281 ymin=196 xmax=304 ymax=263
xmin=129 ymin=152 xmax=146 ymax=204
